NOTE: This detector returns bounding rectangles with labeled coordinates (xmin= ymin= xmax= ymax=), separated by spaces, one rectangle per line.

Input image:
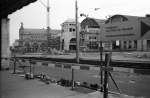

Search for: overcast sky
xmin=8 ymin=0 xmax=150 ymax=45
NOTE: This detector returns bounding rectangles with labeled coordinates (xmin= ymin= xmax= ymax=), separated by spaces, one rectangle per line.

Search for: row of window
xmin=87 ymin=42 xmax=99 ymax=49
xmin=62 ymin=23 xmax=75 ymax=27
xmin=123 ymin=40 xmax=137 ymax=49
xmin=69 ymin=28 xmax=75 ymax=32
xmin=89 ymin=36 xmax=97 ymax=40
xmin=61 ymin=28 xmax=76 ymax=33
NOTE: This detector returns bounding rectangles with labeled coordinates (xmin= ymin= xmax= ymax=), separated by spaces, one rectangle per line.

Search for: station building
xmin=60 ymin=19 xmax=80 ymax=51
xmin=18 ymin=23 xmax=61 ymax=52
xmin=60 ymin=18 xmax=107 ymax=52
xmin=80 ymin=15 xmax=150 ymax=51
xmin=105 ymin=14 xmax=150 ymax=51
xmin=80 ymin=18 xmax=106 ymax=51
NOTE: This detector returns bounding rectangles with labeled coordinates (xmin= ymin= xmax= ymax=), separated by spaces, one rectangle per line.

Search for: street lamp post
xmin=80 ymin=9 xmax=103 ymax=92
xmin=92 ymin=8 xmax=104 ymax=92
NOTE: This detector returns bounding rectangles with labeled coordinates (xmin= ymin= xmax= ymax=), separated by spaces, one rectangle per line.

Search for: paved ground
xmin=5 ymin=61 xmax=150 ymax=98
xmin=33 ymin=66 xmax=150 ymax=98
xmin=0 ymin=70 xmax=83 ymax=98
xmin=0 ymin=70 xmax=135 ymax=98
xmin=2 ymin=51 xmax=149 ymax=98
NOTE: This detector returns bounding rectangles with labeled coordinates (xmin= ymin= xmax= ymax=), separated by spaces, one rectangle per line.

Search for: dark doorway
xmin=69 ymin=45 xmax=76 ymax=50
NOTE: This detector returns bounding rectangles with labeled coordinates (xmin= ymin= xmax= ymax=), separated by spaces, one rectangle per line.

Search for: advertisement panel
xmin=99 ymin=20 xmax=140 ymax=41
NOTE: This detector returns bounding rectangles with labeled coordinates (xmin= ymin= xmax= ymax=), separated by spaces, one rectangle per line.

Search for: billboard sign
xmin=99 ymin=20 xmax=140 ymax=41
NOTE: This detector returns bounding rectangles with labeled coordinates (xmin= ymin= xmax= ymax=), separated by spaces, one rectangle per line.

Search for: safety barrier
xmin=8 ymin=58 xmax=136 ymax=74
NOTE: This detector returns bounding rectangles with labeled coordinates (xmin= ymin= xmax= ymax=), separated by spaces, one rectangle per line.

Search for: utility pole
xmin=75 ymin=0 xmax=79 ymax=63
xmin=100 ymin=41 xmax=103 ymax=92
xmin=71 ymin=68 xmax=74 ymax=90
xmin=71 ymin=0 xmax=79 ymax=90
xmin=92 ymin=8 xmax=103 ymax=92
xmin=103 ymin=53 xmax=111 ymax=98
xmin=13 ymin=54 xmax=16 ymax=74
xmin=47 ymin=0 xmax=51 ymax=52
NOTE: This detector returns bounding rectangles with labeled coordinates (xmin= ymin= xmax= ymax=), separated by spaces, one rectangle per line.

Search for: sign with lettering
xmin=99 ymin=20 xmax=140 ymax=41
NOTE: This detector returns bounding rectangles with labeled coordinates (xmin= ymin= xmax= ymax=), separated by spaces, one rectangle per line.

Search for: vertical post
xmin=13 ymin=55 xmax=16 ymax=74
xmin=32 ymin=62 xmax=34 ymax=76
xmin=141 ymin=40 xmax=143 ymax=51
xmin=100 ymin=41 xmax=103 ymax=92
xmin=71 ymin=68 xmax=74 ymax=90
xmin=0 ymin=19 xmax=1 ymax=71
xmin=103 ymin=53 xmax=111 ymax=98
xmin=75 ymin=0 xmax=79 ymax=63
xmin=47 ymin=0 xmax=50 ymax=52
xmin=29 ymin=60 xmax=32 ymax=75
xmin=71 ymin=0 xmax=79 ymax=90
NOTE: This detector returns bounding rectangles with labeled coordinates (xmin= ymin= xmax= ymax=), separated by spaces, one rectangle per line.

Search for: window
xmin=147 ymin=40 xmax=150 ymax=50
xmin=73 ymin=29 xmax=75 ymax=32
xmin=124 ymin=41 xmax=126 ymax=49
xmin=89 ymin=36 xmax=97 ymax=40
xmin=128 ymin=40 xmax=132 ymax=49
xmin=88 ymin=41 xmax=98 ymax=49
xmin=89 ymin=36 xmax=91 ymax=40
xmin=134 ymin=40 xmax=137 ymax=48
xmin=69 ymin=28 xmax=72 ymax=32
xmin=69 ymin=28 xmax=76 ymax=32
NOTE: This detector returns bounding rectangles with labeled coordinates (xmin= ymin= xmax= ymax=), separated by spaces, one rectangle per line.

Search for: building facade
xmin=19 ymin=23 xmax=61 ymax=53
xmin=106 ymin=14 xmax=150 ymax=51
xmin=60 ymin=19 xmax=80 ymax=51
xmin=80 ymin=17 xmax=106 ymax=51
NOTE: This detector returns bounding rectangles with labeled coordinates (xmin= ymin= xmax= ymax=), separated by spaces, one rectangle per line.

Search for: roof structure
xmin=0 ymin=0 xmax=37 ymax=18
xmin=80 ymin=17 xmax=105 ymax=29
xmin=105 ymin=14 xmax=143 ymax=23
xmin=64 ymin=18 xmax=75 ymax=23
xmin=21 ymin=28 xmax=61 ymax=35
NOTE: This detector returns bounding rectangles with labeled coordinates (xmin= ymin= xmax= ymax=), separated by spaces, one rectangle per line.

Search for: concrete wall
xmin=1 ymin=18 xmax=10 ymax=69
xmin=1 ymin=18 xmax=10 ymax=58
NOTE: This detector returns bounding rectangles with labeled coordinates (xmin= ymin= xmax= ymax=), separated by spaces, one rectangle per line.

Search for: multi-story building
xmin=80 ymin=17 xmax=106 ymax=51
xmin=60 ymin=19 xmax=80 ymax=51
xmin=105 ymin=14 xmax=150 ymax=51
xmin=80 ymin=15 xmax=150 ymax=51
xmin=19 ymin=22 xmax=61 ymax=52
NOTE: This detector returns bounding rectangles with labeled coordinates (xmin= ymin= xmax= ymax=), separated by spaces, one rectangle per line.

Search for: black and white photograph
xmin=1 ymin=0 xmax=150 ymax=98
